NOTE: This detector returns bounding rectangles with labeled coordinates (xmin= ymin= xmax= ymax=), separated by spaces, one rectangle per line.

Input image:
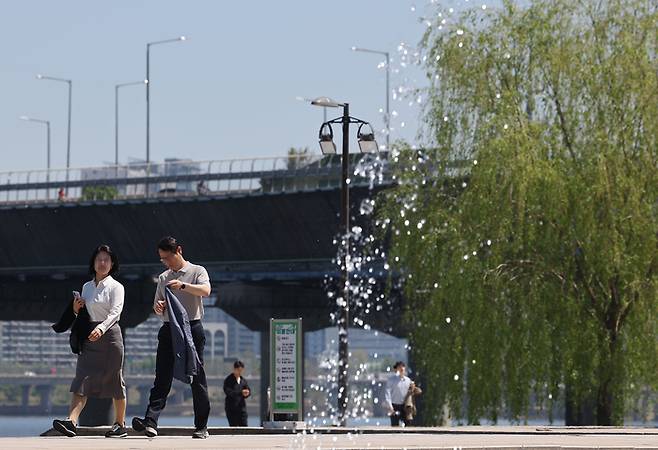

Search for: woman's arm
xmin=96 ymin=284 xmax=125 ymax=334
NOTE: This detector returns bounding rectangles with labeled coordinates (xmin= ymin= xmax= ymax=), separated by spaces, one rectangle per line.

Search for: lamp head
xmin=311 ymin=96 xmax=343 ymax=108
xmin=357 ymin=123 xmax=379 ymax=153
xmin=318 ymin=123 xmax=336 ymax=155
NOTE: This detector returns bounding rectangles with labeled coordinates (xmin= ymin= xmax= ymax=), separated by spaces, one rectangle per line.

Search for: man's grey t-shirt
xmin=154 ymin=261 xmax=210 ymax=322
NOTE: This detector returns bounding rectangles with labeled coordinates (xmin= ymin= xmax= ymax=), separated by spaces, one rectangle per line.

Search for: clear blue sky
xmin=0 ymin=0 xmax=458 ymax=172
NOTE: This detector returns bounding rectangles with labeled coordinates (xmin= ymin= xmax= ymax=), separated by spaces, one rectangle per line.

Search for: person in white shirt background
xmin=384 ymin=361 xmax=415 ymax=426
xmin=52 ymin=244 xmax=128 ymax=438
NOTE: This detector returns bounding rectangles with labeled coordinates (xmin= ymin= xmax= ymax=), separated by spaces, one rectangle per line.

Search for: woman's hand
xmin=88 ymin=326 xmax=103 ymax=342
xmin=72 ymin=297 xmax=85 ymax=314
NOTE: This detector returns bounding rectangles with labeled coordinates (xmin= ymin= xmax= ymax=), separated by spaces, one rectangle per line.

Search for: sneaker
xmin=132 ymin=417 xmax=157 ymax=437
xmin=53 ymin=419 xmax=77 ymax=437
xmin=105 ymin=422 xmax=128 ymax=438
xmin=192 ymin=428 xmax=209 ymax=439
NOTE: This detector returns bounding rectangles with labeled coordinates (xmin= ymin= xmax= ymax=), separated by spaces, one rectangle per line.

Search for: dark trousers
xmin=145 ymin=320 xmax=210 ymax=430
xmin=226 ymin=408 xmax=248 ymax=427
xmin=390 ymin=403 xmax=410 ymax=426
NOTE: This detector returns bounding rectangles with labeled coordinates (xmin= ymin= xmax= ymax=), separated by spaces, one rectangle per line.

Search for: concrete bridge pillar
xmin=371 ymin=378 xmax=386 ymax=417
xmin=171 ymin=388 xmax=185 ymax=405
xmin=260 ymin=330 xmax=269 ymax=424
xmin=21 ymin=385 xmax=31 ymax=408
xmin=34 ymin=385 xmax=53 ymax=414
xmin=79 ymin=398 xmax=113 ymax=426
xmin=137 ymin=385 xmax=151 ymax=412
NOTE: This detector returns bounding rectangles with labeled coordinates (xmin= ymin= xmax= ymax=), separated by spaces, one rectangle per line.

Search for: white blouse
xmin=80 ymin=275 xmax=124 ymax=334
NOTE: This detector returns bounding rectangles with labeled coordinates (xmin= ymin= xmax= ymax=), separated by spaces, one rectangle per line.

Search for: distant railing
xmin=0 ymin=153 xmax=392 ymax=205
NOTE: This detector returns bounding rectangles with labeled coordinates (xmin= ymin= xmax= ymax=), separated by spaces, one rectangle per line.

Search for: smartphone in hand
xmin=72 ymin=290 xmax=81 ymax=299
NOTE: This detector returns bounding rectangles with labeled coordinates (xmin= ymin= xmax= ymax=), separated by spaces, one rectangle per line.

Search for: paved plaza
xmin=1 ymin=426 xmax=656 ymax=449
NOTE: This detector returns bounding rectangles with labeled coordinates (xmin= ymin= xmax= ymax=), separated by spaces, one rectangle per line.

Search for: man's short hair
xmin=234 ymin=360 xmax=245 ymax=369
xmin=157 ymin=236 xmax=181 ymax=253
xmin=393 ymin=361 xmax=406 ymax=370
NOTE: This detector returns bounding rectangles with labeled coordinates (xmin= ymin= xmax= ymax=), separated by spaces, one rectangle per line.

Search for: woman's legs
xmin=113 ymin=397 xmax=127 ymax=425
xmin=68 ymin=393 xmax=87 ymax=424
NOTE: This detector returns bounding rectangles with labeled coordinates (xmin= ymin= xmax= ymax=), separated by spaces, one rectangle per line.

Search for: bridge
xmin=0 ymin=153 xmax=399 ymax=329
xmin=0 ymin=153 xmax=401 ymax=421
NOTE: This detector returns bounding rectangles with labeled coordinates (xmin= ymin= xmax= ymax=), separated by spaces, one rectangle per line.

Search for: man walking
xmin=223 ymin=360 xmax=251 ymax=426
xmin=384 ymin=361 xmax=413 ymax=426
xmin=132 ymin=236 xmax=212 ymax=439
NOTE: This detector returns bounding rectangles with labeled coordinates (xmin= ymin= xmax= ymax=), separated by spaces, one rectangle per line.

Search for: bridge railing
xmin=0 ymin=154 xmax=391 ymax=205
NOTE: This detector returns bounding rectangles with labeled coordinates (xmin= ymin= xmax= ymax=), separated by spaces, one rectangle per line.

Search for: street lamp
xmin=311 ymin=96 xmax=379 ymax=427
xmin=116 ymin=80 xmax=148 ymax=167
xmin=19 ymin=115 xmax=51 ymax=198
xmin=351 ymin=47 xmax=390 ymax=150
xmin=36 ymin=74 xmax=72 ymax=187
xmin=146 ymin=35 xmax=187 ymax=166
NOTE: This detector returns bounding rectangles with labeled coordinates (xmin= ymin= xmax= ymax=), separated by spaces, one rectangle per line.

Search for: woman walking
xmin=52 ymin=244 xmax=128 ymax=438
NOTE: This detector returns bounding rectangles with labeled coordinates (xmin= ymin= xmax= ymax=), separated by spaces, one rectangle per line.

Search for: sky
xmin=0 ymin=0 xmax=455 ymax=173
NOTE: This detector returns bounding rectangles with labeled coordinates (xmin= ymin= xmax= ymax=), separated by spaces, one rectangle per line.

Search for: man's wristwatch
xmin=180 ymin=283 xmax=186 ymax=290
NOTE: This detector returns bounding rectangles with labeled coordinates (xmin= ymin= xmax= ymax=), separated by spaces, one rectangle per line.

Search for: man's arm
xmin=242 ymin=380 xmax=251 ymax=398
xmin=153 ymin=278 xmax=165 ymax=315
xmin=167 ymin=279 xmax=210 ymax=297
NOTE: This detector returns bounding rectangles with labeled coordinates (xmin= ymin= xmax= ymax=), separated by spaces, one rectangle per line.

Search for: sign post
xmin=269 ymin=318 xmax=303 ymax=423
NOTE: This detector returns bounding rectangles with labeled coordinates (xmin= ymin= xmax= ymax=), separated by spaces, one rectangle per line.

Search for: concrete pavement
xmin=1 ymin=426 xmax=655 ymax=449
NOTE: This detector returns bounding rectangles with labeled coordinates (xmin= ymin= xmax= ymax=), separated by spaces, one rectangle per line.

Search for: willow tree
xmin=380 ymin=0 xmax=657 ymax=425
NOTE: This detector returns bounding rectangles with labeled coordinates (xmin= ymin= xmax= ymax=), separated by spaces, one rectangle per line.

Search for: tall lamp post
xmin=351 ymin=47 xmax=390 ymax=150
xmin=19 ymin=115 xmax=51 ymax=198
xmin=116 ymin=80 xmax=148 ymax=167
xmin=146 ymin=36 xmax=187 ymax=165
xmin=310 ymin=96 xmax=379 ymax=426
xmin=36 ymin=74 xmax=72 ymax=187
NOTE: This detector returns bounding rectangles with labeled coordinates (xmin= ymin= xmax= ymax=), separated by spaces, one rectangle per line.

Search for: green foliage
xmin=380 ymin=0 xmax=657 ymax=425
xmin=81 ymin=185 xmax=118 ymax=201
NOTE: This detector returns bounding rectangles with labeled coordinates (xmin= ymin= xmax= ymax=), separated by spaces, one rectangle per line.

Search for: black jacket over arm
xmin=51 ymin=303 xmax=92 ymax=354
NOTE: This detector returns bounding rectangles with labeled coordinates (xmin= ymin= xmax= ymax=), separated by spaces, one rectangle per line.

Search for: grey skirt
xmin=70 ymin=322 xmax=126 ymax=399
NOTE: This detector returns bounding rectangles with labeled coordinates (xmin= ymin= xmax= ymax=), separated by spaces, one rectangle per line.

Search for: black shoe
xmin=192 ymin=428 xmax=209 ymax=439
xmin=132 ymin=417 xmax=157 ymax=437
xmin=53 ymin=419 xmax=77 ymax=437
xmin=131 ymin=417 xmax=145 ymax=432
xmin=105 ymin=422 xmax=128 ymax=438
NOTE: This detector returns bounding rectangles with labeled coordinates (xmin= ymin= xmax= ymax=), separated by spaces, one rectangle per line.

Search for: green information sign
xmin=270 ymin=318 xmax=303 ymax=417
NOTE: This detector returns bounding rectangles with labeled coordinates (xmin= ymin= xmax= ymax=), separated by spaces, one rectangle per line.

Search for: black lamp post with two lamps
xmin=310 ymin=96 xmax=379 ymax=426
